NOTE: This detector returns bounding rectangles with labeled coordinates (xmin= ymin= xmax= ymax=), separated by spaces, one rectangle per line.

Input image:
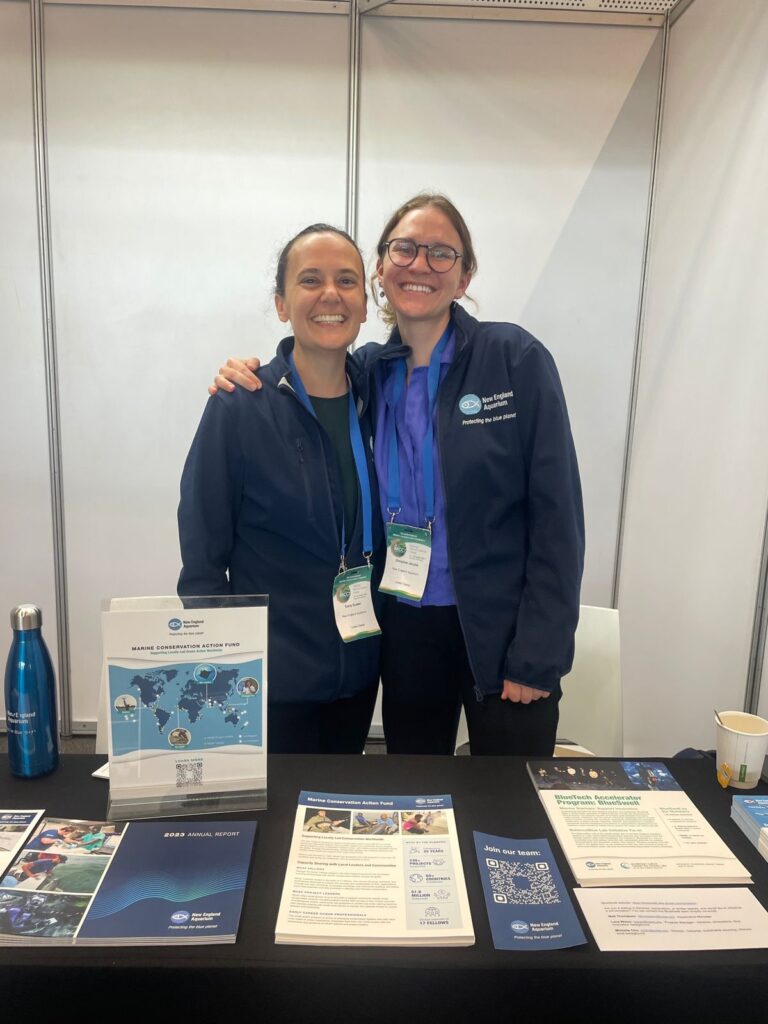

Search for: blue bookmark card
xmin=474 ymin=832 xmax=586 ymax=950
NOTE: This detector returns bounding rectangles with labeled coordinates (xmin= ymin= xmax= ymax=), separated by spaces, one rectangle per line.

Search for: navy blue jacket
xmin=177 ymin=337 xmax=383 ymax=705
xmin=358 ymin=304 xmax=584 ymax=696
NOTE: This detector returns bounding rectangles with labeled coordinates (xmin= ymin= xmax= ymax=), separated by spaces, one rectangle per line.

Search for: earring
xmin=379 ymin=289 xmax=385 ymax=298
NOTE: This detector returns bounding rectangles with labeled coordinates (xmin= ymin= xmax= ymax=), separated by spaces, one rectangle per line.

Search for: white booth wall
xmin=0 ymin=0 xmax=60 ymax=678
xmin=1 ymin=0 xmax=766 ymax=754
xmin=619 ymin=0 xmax=768 ymax=754
xmin=43 ymin=5 xmax=350 ymax=725
xmin=359 ymin=18 xmax=660 ymax=608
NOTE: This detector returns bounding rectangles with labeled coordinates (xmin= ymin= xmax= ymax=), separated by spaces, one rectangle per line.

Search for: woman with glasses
xmin=210 ymin=193 xmax=584 ymax=756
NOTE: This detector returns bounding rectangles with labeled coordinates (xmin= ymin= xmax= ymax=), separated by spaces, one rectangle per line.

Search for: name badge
xmin=378 ymin=523 xmax=432 ymax=602
xmin=333 ymin=565 xmax=381 ymax=643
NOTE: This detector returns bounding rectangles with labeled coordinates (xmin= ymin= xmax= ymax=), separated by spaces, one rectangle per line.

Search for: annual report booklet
xmin=275 ymin=792 xmax=474 ymax=946
xmin=527 ymin=759 xmax=751 ymax=887
xmin=0 ymin=815 xmax=255 ymax=945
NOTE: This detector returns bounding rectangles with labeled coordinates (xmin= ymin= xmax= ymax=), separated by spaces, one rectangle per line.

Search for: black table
xmin=1 ymin=754 xmax=767 ymax=1021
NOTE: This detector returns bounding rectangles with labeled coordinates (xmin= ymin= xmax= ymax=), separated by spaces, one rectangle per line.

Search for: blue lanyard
xmin=385 ymin=325 xmax=452 ymax=527
xmin=289 ymin=353 xmax=374 ymax=563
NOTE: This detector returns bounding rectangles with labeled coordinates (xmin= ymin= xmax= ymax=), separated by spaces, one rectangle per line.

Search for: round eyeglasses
xmin=380 ymin=238 xmax=463 ymax=273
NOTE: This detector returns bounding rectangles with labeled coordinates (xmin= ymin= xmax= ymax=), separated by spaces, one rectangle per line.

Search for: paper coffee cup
xmin=715 ymin=711 xmax=768 ymax=789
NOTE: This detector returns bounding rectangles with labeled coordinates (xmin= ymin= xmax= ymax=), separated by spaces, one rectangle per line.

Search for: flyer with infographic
xmin=102 ymin=597 xmax=268 ymax=818
xmin=276 ymin=792 xmax=474 ymax=946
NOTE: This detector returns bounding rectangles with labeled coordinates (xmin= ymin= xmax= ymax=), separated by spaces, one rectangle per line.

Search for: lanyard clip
xmin=387 ymin=506 xmax=401 ymax=524
xmin=338 ymin=554 xmax=347 ymax=575
xmin=363 ymin=550 xmax=373 ymax=569
xmin=425 ymin=517 xmax=434 ymax=535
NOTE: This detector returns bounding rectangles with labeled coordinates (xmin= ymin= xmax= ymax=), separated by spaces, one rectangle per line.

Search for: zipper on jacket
xmin=295 ymin=438 xmax=317 ymax=518
xmin=281 ymin=377 xmax=347 ymax=699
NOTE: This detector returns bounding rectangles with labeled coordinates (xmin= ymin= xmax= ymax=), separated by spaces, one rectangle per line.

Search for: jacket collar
xmin=273 ymin=336 xmax=372 ymax=414
xmin=377 ymin=302 xmax=478 ymax=364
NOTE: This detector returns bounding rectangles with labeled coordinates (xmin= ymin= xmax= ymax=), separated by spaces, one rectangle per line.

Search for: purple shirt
xmin=374 ymin=331 xmax=456 ymax=607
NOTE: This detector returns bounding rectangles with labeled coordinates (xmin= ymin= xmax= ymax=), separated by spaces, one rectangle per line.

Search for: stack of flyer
xmin=0 ymin=811 xmax=44 ymax=877
xmin=0 ymin=815 xmax=255 ymax=945
xmin=731 ymin=795 xmax=768 ymax=861
xmin=276 ymin=791 xmax=474 ymax=946
xmin=528 ymin=759 xmax=752 ymax=887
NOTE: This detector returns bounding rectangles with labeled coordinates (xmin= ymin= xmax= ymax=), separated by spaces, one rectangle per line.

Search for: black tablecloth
xmin=1 ymin=754 xmax=766 ymax=1021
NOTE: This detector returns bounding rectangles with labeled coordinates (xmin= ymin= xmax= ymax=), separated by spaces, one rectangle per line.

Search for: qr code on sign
xmin=485 ymin=858 xmax=560 ymax=905
xmin=175 ymin=760 xmax=203 ymax=788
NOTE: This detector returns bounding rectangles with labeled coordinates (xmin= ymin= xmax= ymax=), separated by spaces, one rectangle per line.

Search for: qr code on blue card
xmin=485 ymin=858 xmax=560 ymax=905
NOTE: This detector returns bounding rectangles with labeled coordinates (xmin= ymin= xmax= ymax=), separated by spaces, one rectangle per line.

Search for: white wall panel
xmin=619 ymin=0 xmax=768 ymax=754
xmin=358 ymin=19 xmax=660 ymax=608
xmin=0 ymin=0 xmax=59 ymax=714
xmin=44 ymin=6 xmax=349 ymax=722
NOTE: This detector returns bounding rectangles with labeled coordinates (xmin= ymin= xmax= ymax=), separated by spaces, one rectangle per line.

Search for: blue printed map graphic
xmin=109 ymin=660 xmax=263 ymax=754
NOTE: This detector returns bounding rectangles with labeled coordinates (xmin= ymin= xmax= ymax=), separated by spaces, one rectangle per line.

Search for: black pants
xmin=269 ymin=684 xmax=378 ymax=754
xmin=381 ymin=599 xmax=560 ymax=756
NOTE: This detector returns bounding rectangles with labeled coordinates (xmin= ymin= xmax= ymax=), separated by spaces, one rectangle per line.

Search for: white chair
xmin=371 ymin=604 xmax=621 ymax=756
xmin=557 ymin=604 xmax=622 ymax=757
xmin=458 ymin=606 xmax=621 ymax=756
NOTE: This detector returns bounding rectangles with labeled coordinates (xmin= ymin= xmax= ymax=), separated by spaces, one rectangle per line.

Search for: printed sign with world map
xmin=108 ymin=659 xmax=263 ymax=755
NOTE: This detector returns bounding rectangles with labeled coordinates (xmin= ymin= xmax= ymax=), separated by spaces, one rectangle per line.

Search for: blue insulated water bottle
xmin=4 ymin=605 xmax=59 ymax=777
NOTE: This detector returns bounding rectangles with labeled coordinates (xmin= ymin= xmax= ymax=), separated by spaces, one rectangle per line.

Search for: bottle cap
xmin=10 ymin=605 xmax=43 ymax=630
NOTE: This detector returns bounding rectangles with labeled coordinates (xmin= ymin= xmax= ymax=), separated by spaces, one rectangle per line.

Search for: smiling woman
xmin=207 ymin=194 xmax=585 ymax=759
xmin=177 ymin=224 xmax=384 ymax=755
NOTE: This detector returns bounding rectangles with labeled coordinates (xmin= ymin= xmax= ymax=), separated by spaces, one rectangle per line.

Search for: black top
xmin=311 ymin=393 xmax=359 ymax=540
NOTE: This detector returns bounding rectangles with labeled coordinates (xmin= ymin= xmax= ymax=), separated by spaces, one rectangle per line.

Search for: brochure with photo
xmin=0 ymin=816 xmax=125 ymax=945
xmin=276 ymin=792 xmax=474 ymax=947
xmin=0 ymin=811 xmax=44 ymax=877
xmin=528 ymin=760 xmax=751 ymax=887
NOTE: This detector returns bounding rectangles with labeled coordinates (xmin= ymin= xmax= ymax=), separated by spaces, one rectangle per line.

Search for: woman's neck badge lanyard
xmin=379 ymin=326 xmax=451 ymax=602
xmin=289 ymin=353 xmax=381 ymax=643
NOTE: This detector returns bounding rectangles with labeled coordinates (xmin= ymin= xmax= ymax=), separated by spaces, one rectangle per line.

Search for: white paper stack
xmin=276 ymin=791 xmax=475 ymax=947
xmin=731 ymin=796 xmax=768 ymax=862
xmin=527 ymin=760 xmax=752 ymax=886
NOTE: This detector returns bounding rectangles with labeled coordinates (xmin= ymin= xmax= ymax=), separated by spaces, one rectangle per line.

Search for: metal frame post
xmin=29 ymin=0 xmax=72 ymax=736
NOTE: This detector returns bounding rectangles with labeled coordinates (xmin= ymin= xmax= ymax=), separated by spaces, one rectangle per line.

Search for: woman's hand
xmin=501 ymin=679 xmax=551 ymax=704
xmin=208 ymin=357 xmax=262 ymax=396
